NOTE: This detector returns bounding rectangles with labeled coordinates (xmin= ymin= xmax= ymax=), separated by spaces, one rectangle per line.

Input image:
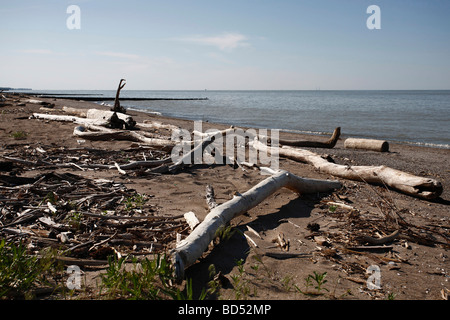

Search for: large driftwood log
xmin=193 ymin=127 xmax=341 ymax=149
xmin=251 ymin=140 xmax=443 ymax=199
xmin=344 ymin=138 xmax=389 ymax=152
xmin=278 ymin=127 xmax=341 ymax=148
xmin=33 ymin=113 xmax=109 ymax=126
xmin=62 ymin=106 xmax=87 ymax=117
xmin=137 ymin=121 xmax=180 ymax=131
xmin=171 ymin=170 xmax=341 ymax=279
xmin=33 ymin=109 xmax=136 ymax=129
xmin=73 ymin=125 xmax=175 ymax=147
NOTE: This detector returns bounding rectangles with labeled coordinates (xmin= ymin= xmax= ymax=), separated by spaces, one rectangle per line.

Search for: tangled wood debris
xmin=0 ymin=169 xmax=188 ymax=266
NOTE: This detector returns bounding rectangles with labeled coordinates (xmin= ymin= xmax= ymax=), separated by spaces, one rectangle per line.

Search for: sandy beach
xmin=0 ymin=93 xmax=449 ymax=300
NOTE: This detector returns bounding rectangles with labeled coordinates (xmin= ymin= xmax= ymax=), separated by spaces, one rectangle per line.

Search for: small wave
xmin=403 ymin=141 xmax=450 ymax=150
xmin=276 ymin=128 xmax=332 ymax=136
xmin=127 ymin=107 xmax=162 ymax=116
xmin=94 ymin=101 xmax=113 ymax=107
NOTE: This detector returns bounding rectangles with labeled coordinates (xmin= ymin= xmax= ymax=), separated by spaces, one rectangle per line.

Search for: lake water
xmin=25 ymin=90 xmax=450 ymax=149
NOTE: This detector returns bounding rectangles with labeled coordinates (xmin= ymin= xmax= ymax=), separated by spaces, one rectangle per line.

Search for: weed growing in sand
xmin=123 ymin=193 xmax=148 ymax=211
xmin=295 ymin=271 xmax=329 ymax=296
xmin=100 ymin=254 xmax=175 ymax=299
xmin=67 ymin=211 xmax=82 ymax=229
xmin=281 ymin=274 xmax=295 ymax=292
xmin=42 ymin=191 xmax=58 ymax=205
xmin=11 ymin=131 xmax=28 ymax=140
xmin=386 ymin=292 xmax=396 ymax=300
xmin=230 ymin=258 xmax=253 ymax=300
xmin=215 ymin=224 xmax=237 ymax=242
xmin=99 ymin=254 xmax=206 ymax=300
xmin=0 ymin=240 xmax=63 ymax=299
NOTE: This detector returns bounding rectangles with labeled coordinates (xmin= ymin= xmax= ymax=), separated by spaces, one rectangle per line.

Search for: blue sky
xmin=1 ymin=0 xmax=450 ymax=90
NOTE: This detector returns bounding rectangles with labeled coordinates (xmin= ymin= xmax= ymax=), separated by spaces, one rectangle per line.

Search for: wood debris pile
xmin=0 ymin=167 xmax=188 ymax=266
xmin=1 ymin=143 xmax=170 ymax=176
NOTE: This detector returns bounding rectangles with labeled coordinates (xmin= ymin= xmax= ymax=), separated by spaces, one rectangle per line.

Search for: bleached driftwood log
xmin=62 ymin=106 xmax=87 ymax=117
xmin=62 ymin=107 xmax=174 ymax=132
xmin=33 ymin=113 xmax=109 ymax=126
xmin=34 ymin=107 xmax=136 ymax=129
xmin=86 ymin=109 xmax=136 ymax=129
xmin=251 ymin=140 xmax=443 ymax=199
xmin=137 ymin=120 xmax=180 ymax=131
xmin=27 ymin=99 xmax=46 ymax=105
xmin=171 ymin=170 xmax=341 ymax=279
xmin=344 ymin=138 xmax=389 ymax=152
xmin=73 ymin=125 xmax=175 ymax=147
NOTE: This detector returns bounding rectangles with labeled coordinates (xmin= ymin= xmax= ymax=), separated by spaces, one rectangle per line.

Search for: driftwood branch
xmin=171 ymin=170 xmax=341 ymax=279
xmin=112 ymin=79 xmax=127 ymax=114
xmin=251 ymin=140 xmax=443 ymax=200
xmin=360 ymin=230 xmax=399 ymax=245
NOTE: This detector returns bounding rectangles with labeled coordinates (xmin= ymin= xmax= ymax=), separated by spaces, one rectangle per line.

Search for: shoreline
xmin=129 ymin=105 xmax=450 ymax=151
xmin=1 ymin=94 xmax=449 ymax=300
xmin=2 ymin=94 xmax=449 ymax=198
xmin=7 ymin=91 xmax=449 ymax=150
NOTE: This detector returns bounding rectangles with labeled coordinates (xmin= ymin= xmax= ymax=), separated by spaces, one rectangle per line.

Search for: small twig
xmin=81 ymin=211 xmax=184 ymax=220
xmin=88 ymin=231 xmax=118 ymax=252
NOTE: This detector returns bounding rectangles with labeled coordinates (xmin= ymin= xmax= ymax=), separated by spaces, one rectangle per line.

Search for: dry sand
xmin=0 ymin=94 xmax=449 ymax=300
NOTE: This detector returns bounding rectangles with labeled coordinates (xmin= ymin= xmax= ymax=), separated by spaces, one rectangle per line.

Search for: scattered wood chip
xmin=314 ymin=235 xmax=330 ymax=247
xmin=184 ymin=211 xmax=200 ymax=230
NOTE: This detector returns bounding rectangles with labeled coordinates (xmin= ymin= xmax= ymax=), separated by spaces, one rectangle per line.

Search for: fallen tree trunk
xmin=251 ymin=140 xmax=443 ymax=200
xmin=344 ymin=138 xmax=389 ymax=152
xmin=34 ymin=108 xmax=136 ymax=130
xmin=73 ymin=125 xmax=176 ymax=147
xmin=171 ymin=170 xmax=341 ymax=279
xmin=193 ymin=126 xmax=341 ymax=149
xmin=137 ymin=120 xmax=180 ymax=131
xmin=32 ymin=113 xmax=108 ymax=126
xmin=278 ymin=127 xmax=341 ymax=148
xmin=62 ymin=106 xmax=87 ymax=117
